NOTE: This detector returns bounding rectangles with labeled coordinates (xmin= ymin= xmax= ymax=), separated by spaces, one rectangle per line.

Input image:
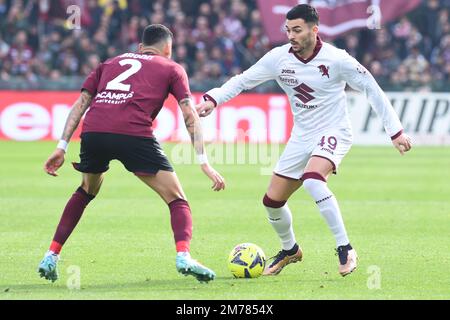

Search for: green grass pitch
xmin=0 ymin=141 xmax=449 ymax=299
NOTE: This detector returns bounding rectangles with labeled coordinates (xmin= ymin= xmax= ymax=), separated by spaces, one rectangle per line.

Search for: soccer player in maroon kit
xmin=38 ymin=24 xmax=225 ymax=283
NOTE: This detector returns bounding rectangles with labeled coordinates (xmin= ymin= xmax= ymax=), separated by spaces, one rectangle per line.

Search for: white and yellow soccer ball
xmin=227 ymin=243 xmax=266 ymax=278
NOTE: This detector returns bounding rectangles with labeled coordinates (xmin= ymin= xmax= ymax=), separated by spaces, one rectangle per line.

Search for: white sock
xmin=46 ymin=250 xmax=58 ymax=257
xmin=44 ymin=251 xmax=59 ymax=262
xmin=177 ymin=252 xmax=190 ymax=258
xmin=302 ymin=177 xmax=349 ymax=247
xmin=264 ymin=198 xmax=297 ymax=251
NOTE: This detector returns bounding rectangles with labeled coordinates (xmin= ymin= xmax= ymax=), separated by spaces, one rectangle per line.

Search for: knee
xmin=301 ymin=172 xmax=327 ymax=191
xmin=163 ymin=188 xmax=187 ymax=204
xmin=80 ymin=182 xmax=99 ymax=197
xmin=262 ymin=193 xmax=286 ymax=208
xmin=167 ymin=193 xmax=187 ymax=204
xmin=264 ymin=184 xmax=286 ymax=206
xmin=75 ymin=186 xmax=96 ymax=202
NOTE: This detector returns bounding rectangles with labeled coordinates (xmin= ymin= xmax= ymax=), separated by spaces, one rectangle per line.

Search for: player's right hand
xmin=196 ymin=100 xmax=215 ymax=117
xmin=200 ymin=163 xmax=225 ymax=191
xmin=44 ymin=149 xmax=65 ymax=176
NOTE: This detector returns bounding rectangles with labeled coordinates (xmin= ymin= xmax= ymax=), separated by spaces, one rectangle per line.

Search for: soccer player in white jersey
xmin=196 ymin=4 xmax=412 ymax=277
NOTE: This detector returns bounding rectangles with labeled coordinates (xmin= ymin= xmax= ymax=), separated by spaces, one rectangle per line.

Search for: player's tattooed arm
xmin=179 ymin=97 xmax=225 ymax=191
xmin=45 ymin=90 xmax=92 ymax=176
xmin=60 ymin=89 xmax=93 ymax=142
xmin=179 ymin=97 xmax=205 ymax=156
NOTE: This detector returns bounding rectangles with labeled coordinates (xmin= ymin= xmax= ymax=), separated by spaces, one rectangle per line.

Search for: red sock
xmin=50 ymin=187 xmax=95 ymax=254
xmin=168 ymin=199 xmax=192 ymax=253
xmin=49 ymin=241 xmax=62 ymax=254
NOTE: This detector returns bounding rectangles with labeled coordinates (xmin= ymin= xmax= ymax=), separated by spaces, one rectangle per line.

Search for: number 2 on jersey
xmin=105 ymin=59 xmax=142 ymax=92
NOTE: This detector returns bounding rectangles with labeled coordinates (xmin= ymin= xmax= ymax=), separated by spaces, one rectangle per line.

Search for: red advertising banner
xmin=1 ymin=91 xmax=450 ymax=145
xmin=0 ymin=91 xmax=293 ymax=143
xmin=257 ymin=0 xmax=422 ymax=43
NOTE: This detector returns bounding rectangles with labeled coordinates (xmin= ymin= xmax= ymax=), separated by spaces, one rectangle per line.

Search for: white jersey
xmin=205 ymin=37 xmax=403 ymax=140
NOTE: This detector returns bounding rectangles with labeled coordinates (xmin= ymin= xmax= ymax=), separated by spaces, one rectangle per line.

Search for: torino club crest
xmin=318 ymin=65 xmax=330 ymax=78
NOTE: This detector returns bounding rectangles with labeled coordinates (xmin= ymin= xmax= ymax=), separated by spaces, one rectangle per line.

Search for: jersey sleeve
xmin=204 ymin=49 xmax=278 ymax=106
xmin=338 ymin=52 xmax=403 ymax=139
xmin=81 ymin=63 xmax=103 ymax=95
xmin=170 ymin=63 xmax=192 ymax=102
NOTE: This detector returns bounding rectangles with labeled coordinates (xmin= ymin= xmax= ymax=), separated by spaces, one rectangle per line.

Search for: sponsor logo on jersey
xmin=318 ymin=65 xmax=330 ymax=78
xmin=281 ymin=69 xmax=295 ymax=74
xmin=294 ymin=102 xmax=319 ymax=110
xmin=94 ymin=91 xmax=135 ymax=104
xmin=279 ymin=75 xmax=299 ymax=87
xmin=293 ymin=83 xmax=315 ymax=104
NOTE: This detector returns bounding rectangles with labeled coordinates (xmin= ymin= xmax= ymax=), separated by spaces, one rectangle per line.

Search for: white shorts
xmin=274 ymin=127 xmax=353 ymax=180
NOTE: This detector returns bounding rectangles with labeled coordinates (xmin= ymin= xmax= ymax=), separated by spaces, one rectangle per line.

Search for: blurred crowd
xmin=336 ymin=0 xmax=450 ymax=92
xmin=0 ymin=0 xmax=449 ymax=91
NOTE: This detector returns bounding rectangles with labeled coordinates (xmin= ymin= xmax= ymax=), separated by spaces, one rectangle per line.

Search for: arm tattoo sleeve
xmin=179 ymin=98 xmax=205 ymax=156
xmin=60 ymin=90 xmax=93 ymax=142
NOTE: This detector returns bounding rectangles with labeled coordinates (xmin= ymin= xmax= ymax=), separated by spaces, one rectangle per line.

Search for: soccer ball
xmin=227 ymin=243 xmax=266 ymax=278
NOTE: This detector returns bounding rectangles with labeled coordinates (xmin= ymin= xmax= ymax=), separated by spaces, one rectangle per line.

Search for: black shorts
xmin=73 ymin=132 xmax=174 ymax=176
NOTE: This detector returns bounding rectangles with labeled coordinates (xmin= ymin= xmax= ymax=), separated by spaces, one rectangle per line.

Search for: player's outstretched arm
xmin=179 ymin=98 xmax=225 ymax=191
xmin=44 ymin=90 xmax=93 ymax=176
xmin=196 ymin=48 xmax=277 ymax=117
xmin=339 ymin=54 xmax=413 ymax=155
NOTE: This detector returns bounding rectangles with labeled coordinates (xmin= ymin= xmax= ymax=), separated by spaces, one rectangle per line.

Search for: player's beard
xmin=292 ymin=33 xmax=315 ymax=56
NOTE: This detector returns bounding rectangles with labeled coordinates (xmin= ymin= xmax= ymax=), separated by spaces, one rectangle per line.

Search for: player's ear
xmin=312 ymin=25 xmax=319 ymax=34
xmin=163 ymin=42 xmax=172 ymax=59
xmin=138 ymin=43 xmax=144 ymax=53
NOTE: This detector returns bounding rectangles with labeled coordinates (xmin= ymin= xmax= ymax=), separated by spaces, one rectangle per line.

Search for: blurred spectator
xmin=246 ymin=26 xmax=271 ymax=61
xmin=0 ymin=32 xmax=10 ymax=60
xmin=0 ymin=0 xmax=448 ymax=92
xmin=191 ymin=16 xmax=214 ymax=50
xmin=7 ymin=30 xmax=34 ymax=76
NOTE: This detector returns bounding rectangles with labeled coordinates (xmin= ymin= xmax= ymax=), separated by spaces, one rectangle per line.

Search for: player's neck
xmin=141 ymin=46 xmax=161 ymax=56
xmin=141 ymin=50 xmax=159 ymax=56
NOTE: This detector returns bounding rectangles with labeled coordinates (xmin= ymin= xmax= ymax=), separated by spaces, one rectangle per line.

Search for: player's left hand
xmin=392 ymin=133 xmax=412 ymax=155
xmin=44 ymin=149 xmax=65 ymax=176
xmin=200 ymin=163 xmax=226 ymax=191
xmin=196 ymin=100 xmax=215 ymax=117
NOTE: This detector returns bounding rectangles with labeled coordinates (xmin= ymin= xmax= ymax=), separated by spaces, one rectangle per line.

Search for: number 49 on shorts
xmin=318 ymin=135 xmax=338 ymax=151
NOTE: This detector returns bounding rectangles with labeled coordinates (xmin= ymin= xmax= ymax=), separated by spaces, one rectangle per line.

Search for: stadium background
xmin=0 ymin=0 xmax=449 ymax=145
xmin=0 ymin=0 xmax=449 ymax=300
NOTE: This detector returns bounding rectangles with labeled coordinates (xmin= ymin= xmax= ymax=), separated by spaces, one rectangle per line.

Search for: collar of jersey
xmin=289 ymin=35 xmax=323 ymax=64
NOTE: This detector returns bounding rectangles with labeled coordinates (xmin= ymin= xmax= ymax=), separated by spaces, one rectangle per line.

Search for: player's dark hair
xmin=142 ymin=24 xmax=173 ymax=46
xmin=286 ymin=4 xmax=319 ymax=25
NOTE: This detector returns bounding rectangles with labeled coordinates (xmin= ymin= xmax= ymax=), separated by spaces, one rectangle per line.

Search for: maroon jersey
xmin=81 ymin=52 xmax=191 ymax=137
